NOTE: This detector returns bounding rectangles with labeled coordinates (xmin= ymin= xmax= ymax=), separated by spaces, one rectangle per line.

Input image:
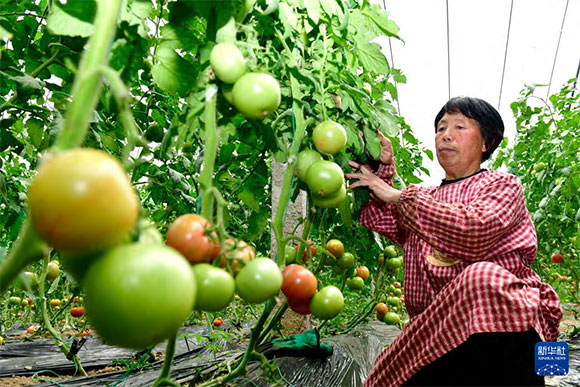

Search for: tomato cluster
xmin=210 ymin=42 xmax=281 ymax=120
xmin=281 ymin=264 xmax=344 ymax=320
xmin=295 ymin=120 xmax=348 ymax=209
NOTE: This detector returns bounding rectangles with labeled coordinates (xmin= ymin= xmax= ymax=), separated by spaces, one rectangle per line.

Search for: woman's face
xmin=435 ymin=112 xmax=487 ymax=180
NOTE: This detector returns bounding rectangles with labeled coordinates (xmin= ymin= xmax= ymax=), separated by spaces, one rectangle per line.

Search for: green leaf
xmin=373 ymin=100 xmax=399 ymax=137
xmin=120 ymin=0 xmax=153 ymax=37
xmin=0 ymin=71 xmax=46 ymax=93
xmin=0 ymin=24 xmax=13 ymax=39
xmin=304 ymin=0 xmax=323 ymax=23
xmin=361 ymin=5 xmax=400 ymax=38
xmin=26 ymin=119 xmax=44 ymax=148
xmin=238 ymin=189 xmax=261 ymax=212
xmin=47 ymin=3 xmax=95 ymax=37
xmin=278 ymin=2 xmax=299 ymax=32
xmin=319 ymin=0 xmax=343 ymax=18
xmin=354 ymin=39 xmax=389 ymax=75
xmin=151 ymin=47 xmax=197 ymax=95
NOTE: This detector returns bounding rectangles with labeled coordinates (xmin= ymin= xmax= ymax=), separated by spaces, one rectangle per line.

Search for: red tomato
xmin=27 ymin=325 xmax=39 ymax=335
xmin=376 ymin=302 xmax=388 ymax=318
xmin=166 ymin=214 xmax=220 ymax=264
xmin=215 ymin=239 xmax=256 ymax=273
xmin=356 ymin=266 xmax=370 ymax=281
xmin=296 ymin=240 xmax=317 ymax=262
xmin=213 ymin=318 xmax=224 ymax=327
xmin=551 ymin=253 xmax=564 ymax=264
xmin=281 ymin=264 xmax=317 ymax=302
xmin=71 ymin=306 xmax=85 ymax=318
xmin=287 ymin=297 xmax=311 ymax=315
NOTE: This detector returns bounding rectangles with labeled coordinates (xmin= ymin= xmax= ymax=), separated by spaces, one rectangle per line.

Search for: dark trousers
xmin=403 ymin=329 xmax=544 ymax=386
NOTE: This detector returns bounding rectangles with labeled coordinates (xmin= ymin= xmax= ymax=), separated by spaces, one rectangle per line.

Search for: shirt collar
xmin=440 ymin=169 xmax=487 ymax=186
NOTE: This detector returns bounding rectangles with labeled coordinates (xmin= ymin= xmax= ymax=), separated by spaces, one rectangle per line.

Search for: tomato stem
xmin=153 ymin=332 xmax=178 ymax=387
xmin=200 ymin=85 xmax=219 ymax=220
xmin=53 ymin=0 xmax=124 ymax=151
xmin=39 ymin=251 xmax=88 ymax=376
xmin=99 ymin=66 xmax=148 ymax=167
xmin=200 ymin=299 xmax=276 ymax=387
xmin=0 ymin=219 xmax=47 ymax=294
xmin=257 ymin=301 xmax=289 ymax=345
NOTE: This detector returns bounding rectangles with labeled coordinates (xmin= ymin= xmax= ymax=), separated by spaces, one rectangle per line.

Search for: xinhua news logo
xmin=535 ymin=342 xmax=569 ymax=376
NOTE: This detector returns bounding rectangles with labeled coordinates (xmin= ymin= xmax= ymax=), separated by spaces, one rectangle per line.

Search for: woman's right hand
xmin=378 ymin=130 xmax=394 ymax=165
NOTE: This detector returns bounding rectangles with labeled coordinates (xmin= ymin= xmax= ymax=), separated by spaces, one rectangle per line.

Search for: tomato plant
xmin=235 ymin=258 xmax=282 ymax=304
xmin=83 ymin=243 xmax=195 ymax=349
xmin=28 ymin=149 xmax=139 ymax=254
xmin=192 ymin=263 xmax=235 ymax=312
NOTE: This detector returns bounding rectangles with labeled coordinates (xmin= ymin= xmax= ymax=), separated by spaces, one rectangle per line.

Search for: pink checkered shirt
xmin=359 ymin=163 xmax=562 ymax=386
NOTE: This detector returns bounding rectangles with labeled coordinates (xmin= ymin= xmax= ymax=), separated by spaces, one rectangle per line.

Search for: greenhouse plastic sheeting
xmin=2 ymin=321 xmax=579 ymax=386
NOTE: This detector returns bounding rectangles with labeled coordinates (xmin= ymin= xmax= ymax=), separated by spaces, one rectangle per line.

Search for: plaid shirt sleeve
xmin=358 ymin=163 xmax=407 ymax=246
xmin=396 ymin=174 xmax=529 ymax=261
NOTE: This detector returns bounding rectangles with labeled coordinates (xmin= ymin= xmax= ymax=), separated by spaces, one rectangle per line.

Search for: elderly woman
xmin=347 ymin=97 xmax=562 ymax=386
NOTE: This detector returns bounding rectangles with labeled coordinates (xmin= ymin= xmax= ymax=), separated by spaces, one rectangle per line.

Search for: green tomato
xmin=312 ymin=184 xmax=347 ymax=208
xmin=221 ymin=83 xmax=234 ymax=104
xmin=14 ymin=271 xmax=38 ymax=291
xmin=306 ymin=160 xmax=344 ymax=198
xmin=210 ymin=42 xmax=247 ymax=84
xmin=284 ymin=245 xmax=297 ymax=264
xmin=28 ymin=149 xmax=139 ymax=255
xmin=235 ymin=258 xmax=283 ymax=303
xmin=386 ymin=257 xmax=403 ymax=271
xmin=296 ymin=149 xmax=323 ymax=182
xmin=346 ymin=276 xmax=365 ymax=291
xmin=192 ymin=264 xmax=235 ymax=312
xmin=533 ymin=162 xmax=548 ymax=172
xmin=336 ymin=252 xmax=355 ymax=269
xmin=312 ymin=120 xmax=347 ymax=155
xmin=9 ymin=296 xmax=21 ymax=305
xmin=309 ymin=286 xmax=344 ymax=320
xmin=383 ymin=311 xmax=401 ymax=325
xmin=83 ymin=243 xmax=195 ymax=350
xmin=384 ymin=245 xmax=397 ymax=258
xmin=144 ymin=123 xmax=164 ymax=143
xmin=46 ymin=261 xmax=60 ymax=282
xmin=232 ymin=73 xmax=281 ymax=120
xmin=386 ymin=296 xmax=401 ymax=306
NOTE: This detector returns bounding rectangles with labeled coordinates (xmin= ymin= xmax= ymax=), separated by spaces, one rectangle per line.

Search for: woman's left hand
xmin=346 ymin=161 xmax=402 ymax=204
